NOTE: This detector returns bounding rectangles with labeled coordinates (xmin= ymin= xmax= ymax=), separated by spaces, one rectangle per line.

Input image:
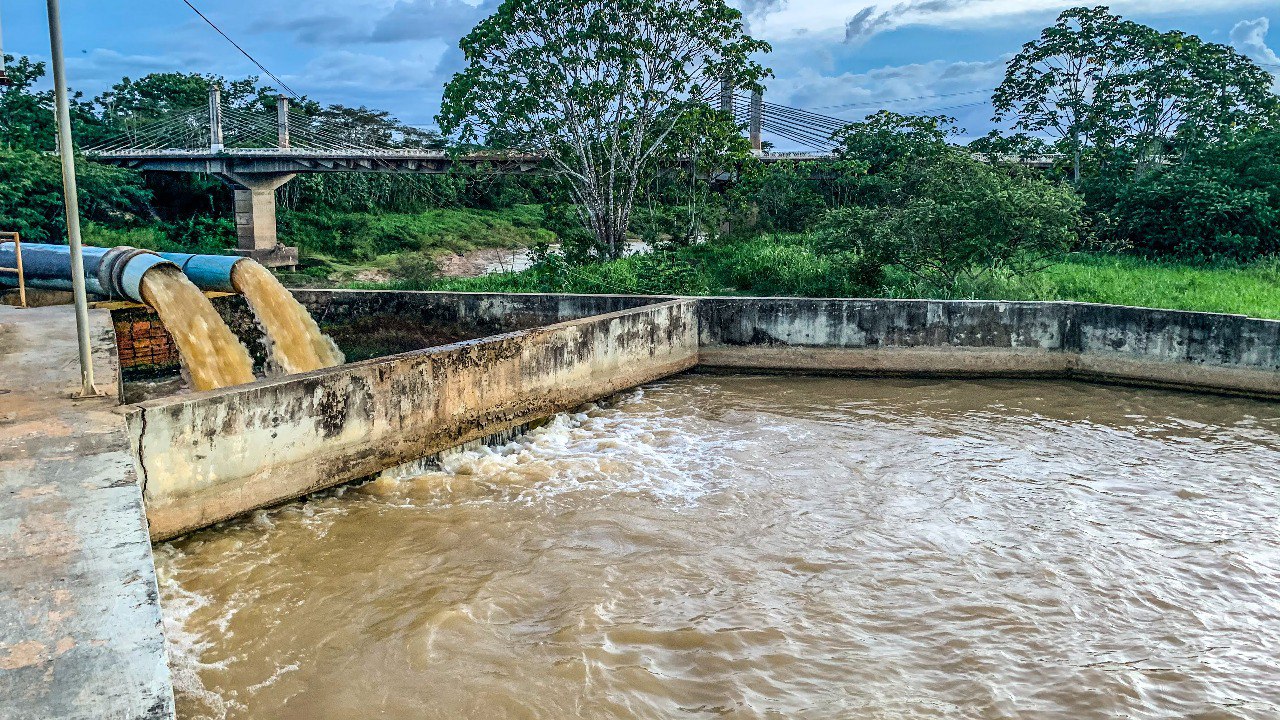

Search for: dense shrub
xmin=279 ymin=205 xmax=555 ymax=262
xmin=0 ymin=149 xmax=151 ymax=243
xmin=1099 ymin=131 xmax=1280 ymax=262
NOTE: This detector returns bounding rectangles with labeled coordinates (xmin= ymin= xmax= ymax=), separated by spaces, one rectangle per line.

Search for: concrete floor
xmin=0 ymin=304 xmax=173 ymax=719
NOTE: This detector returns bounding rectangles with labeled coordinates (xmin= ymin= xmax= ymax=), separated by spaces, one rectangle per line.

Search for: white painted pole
xmin=46 ymin=0 xmax=100 ymax=397
xmin=277 ymin=95 xmax=290 ymax=149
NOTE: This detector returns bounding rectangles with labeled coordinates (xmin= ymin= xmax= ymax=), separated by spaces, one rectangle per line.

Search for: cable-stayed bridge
xmin=83 ymin=87 xmax=1052 ymax=266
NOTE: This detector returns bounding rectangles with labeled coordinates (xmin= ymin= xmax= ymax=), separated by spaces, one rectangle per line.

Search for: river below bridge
xmin=156 ymin=375 xmax=1280 ymax=719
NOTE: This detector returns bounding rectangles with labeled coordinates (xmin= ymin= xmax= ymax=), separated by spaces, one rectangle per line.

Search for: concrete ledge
xmin=0 ymin=306 xmax=172 ymax=719
xmin=130 ymin=299 xmax=698 ymax=541
xmin=698 ymin=297 xmax=1280 ymax=398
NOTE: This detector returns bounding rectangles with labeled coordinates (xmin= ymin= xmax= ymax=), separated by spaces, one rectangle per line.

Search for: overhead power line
xmin=178 ymin=0 xmax=300 ymax=98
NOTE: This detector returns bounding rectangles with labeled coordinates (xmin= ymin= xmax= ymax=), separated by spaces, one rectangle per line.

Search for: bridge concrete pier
xmin=216 ymin=171 xmax=298 ymax=269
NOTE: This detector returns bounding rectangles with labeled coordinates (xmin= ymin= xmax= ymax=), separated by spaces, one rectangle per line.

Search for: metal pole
xmin=46 ymin=0 xmax=100 ymax=397
xmin=276 ymin=95 xmax=290 ymax=149
xmin=719 ymin=74 xmax=733 ymax=115
xmin=209 ymin=85 xmax=224 ymax=152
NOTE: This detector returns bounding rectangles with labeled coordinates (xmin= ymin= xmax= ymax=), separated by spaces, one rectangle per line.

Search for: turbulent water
xmin=156 ymin=376 xmax=1280 ymax=719
xmin=140 ymin=266 xmax=256 ymax=392
xmin=230 ymin=261 xmax=344 ymax=375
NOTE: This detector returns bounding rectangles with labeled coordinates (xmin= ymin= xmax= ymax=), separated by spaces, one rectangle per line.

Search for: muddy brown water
xmin=157 ymin=375 xmax=1280 ymax=719
xmin=231 ymin=261 xmax=344 ymax=375
xmin=139 ymin=266 xmax=255 ymax=391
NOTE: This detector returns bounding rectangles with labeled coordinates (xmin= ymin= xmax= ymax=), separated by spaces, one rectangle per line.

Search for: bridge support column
xmin=217 ymin=172 xmax=298 ymax=269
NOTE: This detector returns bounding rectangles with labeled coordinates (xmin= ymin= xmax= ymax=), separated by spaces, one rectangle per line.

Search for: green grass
xmin=1035 ymin=254 xmax=1280 ymax=318
xmin=82 ymin=222 xmax=170 ymax=251
xmin=417 ymin=235 xmax=1280 ymax=320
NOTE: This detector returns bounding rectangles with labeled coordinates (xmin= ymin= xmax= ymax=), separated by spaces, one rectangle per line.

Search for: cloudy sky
xmin=3 ymin=0 xmax=1278 ymax=145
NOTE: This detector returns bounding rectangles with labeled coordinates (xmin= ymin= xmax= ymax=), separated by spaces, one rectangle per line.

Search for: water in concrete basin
xmin=139 ymin=265 xmax=255 ymax=392
xmin=156 ymin=376 xmax=1280 ymax=719
xmin=231 ymin=261 xmax=344 ymax=375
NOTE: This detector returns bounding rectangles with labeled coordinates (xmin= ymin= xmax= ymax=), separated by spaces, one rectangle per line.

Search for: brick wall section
xmin=113 ymin=307 xmax=181 ymax=377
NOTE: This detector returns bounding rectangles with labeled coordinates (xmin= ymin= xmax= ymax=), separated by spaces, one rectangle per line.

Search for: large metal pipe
xmin=0 ymin=243 xmax=176 ymax=304
xmin=155 ymin=252 xmax=246 ymax=294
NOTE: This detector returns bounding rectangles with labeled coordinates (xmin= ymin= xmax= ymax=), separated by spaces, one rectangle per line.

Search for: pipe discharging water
xmin=156 ymin=252 xmax=344 ymax=376
xmin=138 ymin=265 xmax=256 ymax=391
xmin=229 ymin=260 xmax=344 ymax=375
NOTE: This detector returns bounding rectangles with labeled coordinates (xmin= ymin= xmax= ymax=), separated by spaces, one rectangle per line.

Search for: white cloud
xmin=1231 ymin=17 xmax=1280 ymax=64
xmin=746 ymin=0 xmax=1276 ymax=44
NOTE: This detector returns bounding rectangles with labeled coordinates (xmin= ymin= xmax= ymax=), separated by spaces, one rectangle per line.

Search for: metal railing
xmin=0 ymin=232 xmax=27 ymax=308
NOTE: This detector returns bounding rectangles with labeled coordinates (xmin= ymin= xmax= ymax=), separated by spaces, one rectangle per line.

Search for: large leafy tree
xmin=992 ymin=7 xmax=1149 ymax=182
xmin=993 ymin=6 xmax=1278 ymax=182
xmin=1100 ymin=130 xmax=1280 ymax=261
xmin=438 ymin=0 xmax=770 ymax=258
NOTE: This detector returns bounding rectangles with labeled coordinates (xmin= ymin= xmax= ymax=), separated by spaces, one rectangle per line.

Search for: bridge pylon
xmin=217 ymin=170 xmax=299 ymax=269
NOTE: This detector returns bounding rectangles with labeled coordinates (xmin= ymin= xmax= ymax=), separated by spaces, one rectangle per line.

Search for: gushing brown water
xmin=230 ymin=261 xmax=344 ymax=375
xmin=139 ymin=266 xmax=255 ymax=392
xmin=157 ymin=376 xmax=1280 ymax=719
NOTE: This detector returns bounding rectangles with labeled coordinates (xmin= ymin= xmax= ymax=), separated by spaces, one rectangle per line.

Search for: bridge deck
xmin=0 ymin=304 xmax=173 ymax=719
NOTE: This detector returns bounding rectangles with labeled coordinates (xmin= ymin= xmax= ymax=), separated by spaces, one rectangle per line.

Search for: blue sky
xmin=2 ymin=0 xmax=1278 ymax=145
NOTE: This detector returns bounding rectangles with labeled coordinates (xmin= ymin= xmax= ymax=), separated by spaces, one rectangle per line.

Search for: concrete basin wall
xmin=698 ymin=297 xmax=1280 ymax=397
xmin=699 ymin=298 xmax=1073 ymax=376
xmin=126 ymin=293 xmax=1280 ymax=542
xmin=129 ymin=299 xmax=698 ymax=541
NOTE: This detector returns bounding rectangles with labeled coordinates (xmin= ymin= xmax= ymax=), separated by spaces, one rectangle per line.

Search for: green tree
xmin=635 ymin=102 xmax=752 ymax=246
xmin=832 ymin=110 xmax=958 ymax=171
xmin=438 ymin=0 xmax=771 ymax=258
xmin=1100 ymin=130 xmax=1280 ymax=261
xmin=993 ymin=6 xmax=1278 ymax=181
xmin=0 ymin=148 xmax=151 ymax=243
xmin=992 ymin=7 xmax=1148 ymax=182
xmin=0 ymin=54 xmax=102 ymax=151
xmin=967 ymin=130 xmax=1053 ymax=164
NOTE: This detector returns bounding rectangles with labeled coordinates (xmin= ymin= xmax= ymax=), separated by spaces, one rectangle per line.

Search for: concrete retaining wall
xmin=126 ymin=292 xmax=1280 ymax=542
xmin=129 ymin=299 xmax=698 ymax=541
xmin=698 ymin=297 xmax=1280 ymax=397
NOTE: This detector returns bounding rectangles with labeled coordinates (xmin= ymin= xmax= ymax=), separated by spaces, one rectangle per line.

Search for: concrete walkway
xmin=0 ymin=305 xmax=173 ymax=719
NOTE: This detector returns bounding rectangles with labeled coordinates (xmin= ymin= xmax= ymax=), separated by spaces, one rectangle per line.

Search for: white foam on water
xmin=152 ymin=544 xmax=240 ymax=720
xmin=367 ymin=391 xmax=747 ymax=511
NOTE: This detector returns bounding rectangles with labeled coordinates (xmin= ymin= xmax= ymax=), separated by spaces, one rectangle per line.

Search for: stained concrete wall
xmin=699 ymin=298 xmax=1073 ymax=376
xmin=1070 ymin=303 xmax=1280 ymax=396
xmin=292 ymin=290 xmax=672 ymax=361
xmin=129 ymin=299 xmax=698 ymax=541
xmin=698 ymin=297 xmax=1280 ymax=397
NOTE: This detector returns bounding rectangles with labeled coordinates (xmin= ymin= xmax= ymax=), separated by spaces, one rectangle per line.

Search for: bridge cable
xmin=178 ymin=0 xmax=301 ymax=99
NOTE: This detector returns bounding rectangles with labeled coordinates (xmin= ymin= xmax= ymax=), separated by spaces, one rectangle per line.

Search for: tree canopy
xmin=993 ymin=6 xmax=1279 ymax=181
xmin=438 ymin=0 xmax=771 ymax=257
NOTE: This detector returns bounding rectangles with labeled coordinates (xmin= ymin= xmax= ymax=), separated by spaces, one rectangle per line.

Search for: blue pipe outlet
xmin=156 ymin=253 xmax=245 ymax=293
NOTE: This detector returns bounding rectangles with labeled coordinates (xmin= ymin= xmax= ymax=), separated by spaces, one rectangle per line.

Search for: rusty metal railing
xmin=0 ymin=232 xmax=27 ymax=308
